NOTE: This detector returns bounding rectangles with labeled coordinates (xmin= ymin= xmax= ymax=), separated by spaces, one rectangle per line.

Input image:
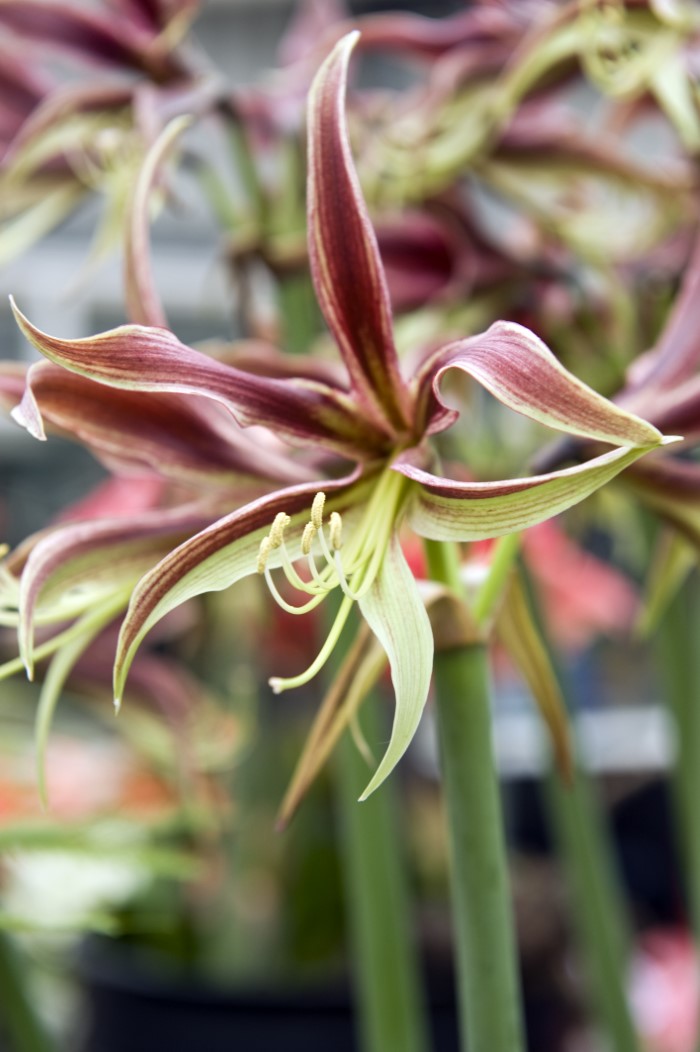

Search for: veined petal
xmin=356 ymin=532 xmax=433 ymax=800
xmin=13 ymin=360 xmax=310 ymax=487
xmin=398 ymin=445 xmax=656 ymax=542
xmin=0 ymin=1 xmax=180 ymax=78
xmin=11 ymin=302 xmax=392 ymax=458
xmin=307 ymin=32 xmax=412 ymax=433
xmin=428 ymin=321 xmax=665 ymax=447
xmin=114 ymin=474 xmax=369 ymax=705
xmin=16 ymin=504 xmax=212 ymax=677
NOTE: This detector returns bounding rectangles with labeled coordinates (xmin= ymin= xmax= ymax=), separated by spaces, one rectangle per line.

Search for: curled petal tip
xmin=661 ymin=434 xmax=684 ymax=446
xmin=268 ymin=677 xmax=284 ymax=695
xmin=113 ymin=695 xmax=122 ymax=714
xmin=23 ymin=660 xmax=34 ymax=682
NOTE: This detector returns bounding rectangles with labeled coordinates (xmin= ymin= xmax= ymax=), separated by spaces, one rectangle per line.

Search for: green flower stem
xmin=0 ymin=932 xmax=56 ymax=1052
xmin=544 ymin=768 xmax=641 ymax=1052
xmin=424 ymin=538 xmax=525 ymax=1052
xmin=656 ymin=578 xmax=700 ymax=958
xmin=335 ymin=693 xmax=431 ymax=1052
xmin=521 ymin=566 xmax=640 ymax=1051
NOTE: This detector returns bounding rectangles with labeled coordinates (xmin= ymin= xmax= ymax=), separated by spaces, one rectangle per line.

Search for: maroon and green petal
xmin=14 ymin=503 xmax=212 ymax=675
xmin=13 ymin=360 xmax=309 ymax=488
xmin=397 ymin=445 xmax=660 ymax=542
xmin=424 ymin=321 xmax=666 ymax=448
xmin=11 ymin=302 xmax=393 ymax=459
xmin=307 ymin=32 xmax=412 ymax=434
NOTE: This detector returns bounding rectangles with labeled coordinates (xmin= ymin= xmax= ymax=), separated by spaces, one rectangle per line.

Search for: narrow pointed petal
xmin=125 ymin=115 xmax=192 ymax=328
xmin=11 ymin=302 xmax=391 ymax=458
xmin=35 ymin=591 xmax=130 ymax=805
xmin=496 ymin=573 xmax=572 ymax=780
xmin=357 ymin=533 xmax=433 ymax=799
xmin=427 ymin=321 xmax=665 ymax=448
xmin=114 ymin=474 xmax=367 ymax=704
xmin=13 ymin=360 xmax=309 ymax=487
xmin=398 ymin=445 xmax=657 ymax=542
xmin=17 ymin=504 xmax=212 ymax=677
xmin=277 ymin=623 xmax=386 ymax=828
xmin=307 ymin=32 xmax=411 ymax=432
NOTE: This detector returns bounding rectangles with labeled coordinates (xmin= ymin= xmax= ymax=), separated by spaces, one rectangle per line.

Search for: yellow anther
xmin=269 ymin=512 xmax=290 ymax=548
xmin=301 ymin=522 xmax=317 ymax=555
xmin=311 ymin=492 xmax=325 ymax=530
xmin=257 ymin=536 xmax=273 ymax=574
xmin=329 ymin=512 xmax=343 ymax=551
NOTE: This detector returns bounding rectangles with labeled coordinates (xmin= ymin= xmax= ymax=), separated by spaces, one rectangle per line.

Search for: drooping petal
xmin=13 ymin=360 xmax=309 ymax=487
xmin=11 ymin=302 xmax=392 ymax=458
xmin=398 ymin=445 xmax=659 ymax=542
xmin=495 ymin=572 xmax=572 ymax=780
xmin=356 ymin=532 xmax=433 ymax=800
xmin=307 ymin=31 xmax=412 ymax=433
xmin=16 ymin=503 xmax=212 ymax=676
xmin=425 ymin=321 xmax=666 ymax=448
xmin=114 ymin=473 xmax=370 ymax=705
xmin=125 ymin=115 xmax=191 ymax=328
xmin=277 ymin=621 xmax=385 ymax=827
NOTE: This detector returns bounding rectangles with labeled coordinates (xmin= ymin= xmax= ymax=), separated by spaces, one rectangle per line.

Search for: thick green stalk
xmin=521 ymin=565 xmax=641 ymax=1051
xmin=424 ymin=538 xmax=525 ymax=1052
xmin=335 ymin=695 xmax=431 ymax=1052
xmin=655 ymin=577 xmax=700 ymax=1006
xmin=544 ymin=768 xmax=641 ymax=1052
xmin=0 ymin=932 xmax=56 ymax=1052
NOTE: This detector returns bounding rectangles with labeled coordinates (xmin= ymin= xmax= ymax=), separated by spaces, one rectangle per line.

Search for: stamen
xmin=329 ymin=513 xmax=343 ymax=550
xmin=311 ymin=492 xmax=325 ymax=529
xmin=263 ymin=565 xmax=324 ymax=615
xmin=257 ymin=535 xmax=273 ymax=574
xmin=301 ymin=522 xmax=317 ymax=555
xmin=269 ymin=512 xmax=290 ymax=548
xmin=269 ymin=593 xmax=353 ymax=693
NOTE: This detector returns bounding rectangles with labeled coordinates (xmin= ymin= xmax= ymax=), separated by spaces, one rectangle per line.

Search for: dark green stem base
xmin=336 ymin=695 xmax=430 ymax=1052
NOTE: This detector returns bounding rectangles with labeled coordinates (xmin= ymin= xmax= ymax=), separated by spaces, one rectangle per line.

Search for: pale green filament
xmin=257 ymin=469 xmax=408 ymax=693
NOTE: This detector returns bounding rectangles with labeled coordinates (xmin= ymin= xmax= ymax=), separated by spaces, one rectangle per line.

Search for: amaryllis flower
xmin=8 ymin=33 xmax=674 ymax=798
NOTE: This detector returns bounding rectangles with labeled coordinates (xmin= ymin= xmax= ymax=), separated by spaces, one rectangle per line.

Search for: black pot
xmin=78 ymin=939 xmax=360 ymax=1052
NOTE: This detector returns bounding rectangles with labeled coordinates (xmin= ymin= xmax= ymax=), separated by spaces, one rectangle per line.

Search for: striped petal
xmin=398 ymin=445 xmax=658 ymax=542
xmin=426 ymin=321 xmax=666 ymax=448
xmin=307 ymin=32 xmax=412 ymax=433
xmin=13 ymin=360 xmax=309 ymax=488
xmin=356 ymin=532 xmax=433 ymax=800
xmin=11 ymin=302 xmax=392 ymax=459
xmin=14 ymin=503 xmax=212 ymax=677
